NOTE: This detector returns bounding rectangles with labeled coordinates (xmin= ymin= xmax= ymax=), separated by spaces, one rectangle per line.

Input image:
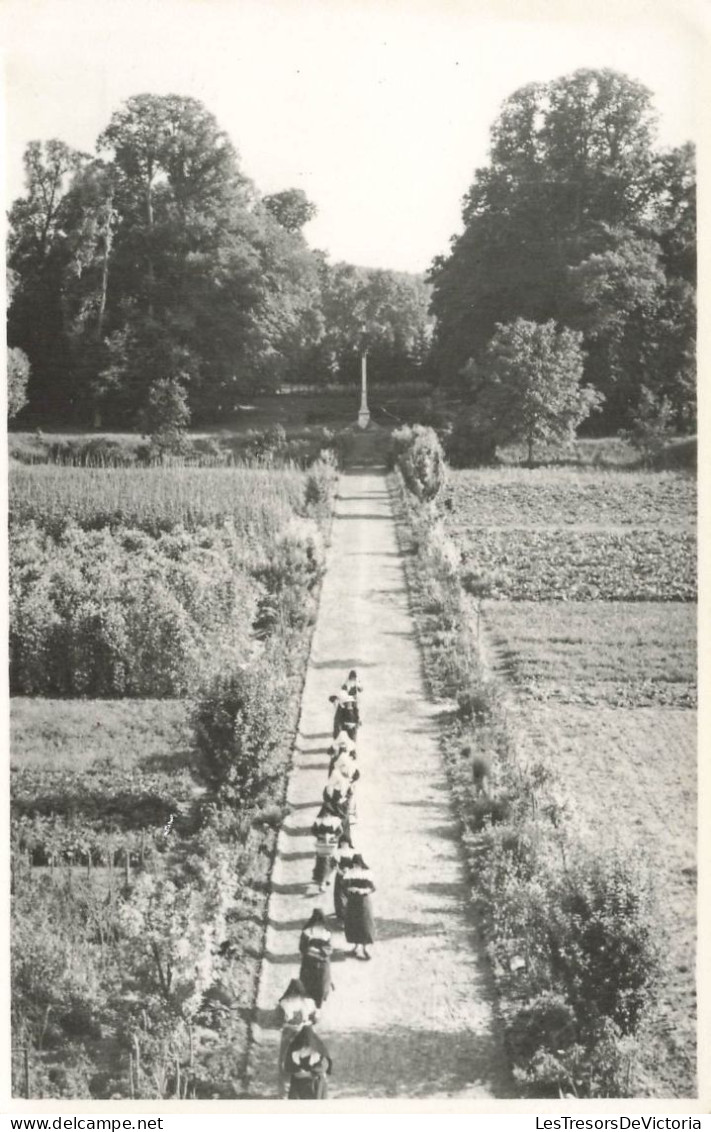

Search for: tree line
xmin=429 ymin=68 xmax=695 ymax=440
xmin=7 ymin=94 xmax=432 ymax=427
xmin=7 ymin=70 xmax=696 ymax=445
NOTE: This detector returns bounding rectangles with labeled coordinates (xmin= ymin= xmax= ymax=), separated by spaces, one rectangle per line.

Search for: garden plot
xmin=483 ymin=601 xmax=696 ymax=707
xmin=507 ymin=702 xmax=696 ymax=1097
xmin=446 ymin=469 xmax=695 ymax=530
xmin=9 ymin=458 xmax=330 ymax=1098
xmin=441 ymin=464 xmax=696 ymax=1095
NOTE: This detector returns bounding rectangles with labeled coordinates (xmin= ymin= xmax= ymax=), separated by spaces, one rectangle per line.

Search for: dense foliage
xmin=392 ymin=424 xmax=447 ymax=502
xmin=429 ymin=69 xmax=696 ymax=435
xmin=10 ymin=459 xmax=335 ymax=1098
xmin=7 ymin=96 xmax=432 ymax=427
xmin=462 ymin=318 xmax=603 ymax=464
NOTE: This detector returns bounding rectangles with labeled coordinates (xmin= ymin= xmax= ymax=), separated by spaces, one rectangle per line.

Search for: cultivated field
xmin=444 ymin=467 xmax=697 ymax=1096
xmin=10 ymin=459 xmax=331 ymax=1098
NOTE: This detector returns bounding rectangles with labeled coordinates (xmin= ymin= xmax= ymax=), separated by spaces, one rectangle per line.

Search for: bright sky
xmin=1 ymin=0 xmax=706 ymax=274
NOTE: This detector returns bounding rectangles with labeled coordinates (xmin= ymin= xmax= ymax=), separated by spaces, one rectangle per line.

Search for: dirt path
xmin=247 ymin=462 xmax=513 ymax=1100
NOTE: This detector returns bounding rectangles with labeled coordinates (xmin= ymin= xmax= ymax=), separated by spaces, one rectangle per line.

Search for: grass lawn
xmin=482 ymin=601 xmax=697 ymax=707
xmin=10 ymin=697 xmax=190 ymax=772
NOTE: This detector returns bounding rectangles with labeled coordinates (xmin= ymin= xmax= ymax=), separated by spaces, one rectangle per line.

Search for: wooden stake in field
xmin=23 ymin=1047 xmax=30 ymax=1099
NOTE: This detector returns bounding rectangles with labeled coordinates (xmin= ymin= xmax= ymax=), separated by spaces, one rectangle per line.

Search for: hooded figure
xmin=328 ymin=730 xmax=356 ymax=770
xmin=343 ymin=854 xmax=376 ymax=960
xmin=329 ymin=690 xmax=358 ymax=741
xmin=342 ymin=670 xmax=363 ymax=720
xmin=322 ymin=776 xmax=353 ymax=843
xmin=333 ymin=834 xmax=356 ymax=921
xmin=286 ymin=1025 xmax=332 ymax=1099
xmin=311 ymin=806 xmax=342 ymax=890
xmin=277 ymin=978 xmax=318 ymax=1098
xmin=329 ymin=747 xmax=360 ymax=786
xmin=299 ymin=908 xmax=333 ymax=1008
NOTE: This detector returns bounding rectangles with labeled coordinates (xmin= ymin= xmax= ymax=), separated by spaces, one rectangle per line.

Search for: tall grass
xmin=10 ymin=465 xmax=306 ymax=540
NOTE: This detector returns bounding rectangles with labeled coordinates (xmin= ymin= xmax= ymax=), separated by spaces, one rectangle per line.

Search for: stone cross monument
xmin=358 ymin=349 xmax=371 ymax=429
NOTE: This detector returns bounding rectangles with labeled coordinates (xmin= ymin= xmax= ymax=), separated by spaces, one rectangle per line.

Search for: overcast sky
xmin=1 ymin=0 xmax=705 ymax=274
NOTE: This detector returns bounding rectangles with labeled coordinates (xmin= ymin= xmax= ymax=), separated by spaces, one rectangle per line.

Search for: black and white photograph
xmin=2 ymin=0 xmax=704 ymax=1109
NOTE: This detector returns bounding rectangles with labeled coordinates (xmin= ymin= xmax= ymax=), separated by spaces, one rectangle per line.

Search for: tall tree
xmin=7 ymin=140 xmax=86 ymax=417
xmin=469 ymin=318 xmax=603 ymax=464
xmin=428 ymin=68 xmax=693 ymax=430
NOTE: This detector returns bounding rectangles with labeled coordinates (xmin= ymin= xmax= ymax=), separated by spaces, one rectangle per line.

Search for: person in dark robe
xmin=333 ymin=834 xmax=356 ymax=921
xmin=277 ymin=978 xmax=318 ymax=1098
xmin=342 ymin=670 xmax=363 ymax=723
xmin=343 ymin=854 xmax=376 ymax=960
xmin=311 ymin=806 xmax=342 ymax=891
xmin=329 ymin=691 xmax=358 ymax=741
xmin=322 ymin=775 xmax=353 ymax=844
xmin=286 ymin=1025 xmax=332 ymax=1099
xmin=299 ymin=908 xmax=333 ymax=1008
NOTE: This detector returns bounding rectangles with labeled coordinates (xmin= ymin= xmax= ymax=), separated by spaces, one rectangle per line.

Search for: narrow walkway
xmin=247 ymin=464 xmax=512 ymax=1099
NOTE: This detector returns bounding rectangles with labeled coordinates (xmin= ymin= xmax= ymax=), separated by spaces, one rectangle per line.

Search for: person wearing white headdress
xmin=343 ymin=854 xmax=376 ymax=960
xmin=311 ymin=806 xmax=342 ymax=892
xmin=277 ymin=978 xmax=318 ymax=1098
xmin=328 ymin=690 xmax=358 ymax=741
xmin=299 ymin=909 xmax=333 ymax=1008
xmin=333 ymin=834 xmax=356 ymax=922
xmin=286 ymin=1025 xmax=332 ymax=1099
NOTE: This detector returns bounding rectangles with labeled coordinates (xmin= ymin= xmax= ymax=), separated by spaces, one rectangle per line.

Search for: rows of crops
xmin=10 ymin=459 xmax=334 ymax=1098
xmin=443 ymin=465 xmax=697 ymax=1096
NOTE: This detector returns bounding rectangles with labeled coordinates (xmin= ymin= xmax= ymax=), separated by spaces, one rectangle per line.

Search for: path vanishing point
xmin=247 ymin=436 xmax=513 ymax=1100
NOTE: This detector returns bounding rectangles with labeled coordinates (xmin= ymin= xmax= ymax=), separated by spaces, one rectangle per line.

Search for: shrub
xmin=395 ymin=424 xmax=447 ymax=502
xmin=190 ymin=661 xmax=290 ymax=810
xmin=139 ymin=376 xmax=191 ymax=441
xmin=622 ymin=386 xmax=676 ymax=468
xmin=9 ymin=523 xmax=259 ymax=697
xmin=547 ymin=849 xmax=660 ymax=1036
xmin=304 ymin=451 xmax=338 ymax=511
xmin=252 ymin=520 xmax=325 ymax=638
xmin=245 ymin=423 xmax=287 ymax=463
xmin=507 ymin=991 xmax=577 ymax=1068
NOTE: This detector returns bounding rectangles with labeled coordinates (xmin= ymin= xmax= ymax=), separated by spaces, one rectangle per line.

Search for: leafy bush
xmin=397 ymin=424 xmax=447 ymax=502
xmin=622 ymin=386 xmax=675 ymax=468
xmin=252 ymin=519 xmax=325 ymax=638
xmin=245 ymin=423 xmax=287 ymax=463
xmin=9 ymin=523 xmax=259 ymax=696
xmin=547 ymin=850 xmax=660 ymax=1036
xmin=139 ymin=377 xmax=191 ymax=443
xmin=190 ymin=661 xmax=290 ymax=809
xmin=304 ymin=451 xmax=338 ymax=511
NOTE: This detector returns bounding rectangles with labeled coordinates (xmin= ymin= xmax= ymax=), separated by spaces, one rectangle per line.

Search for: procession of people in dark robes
xmin=277 ymin=669 xmax=378 ymax=1100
